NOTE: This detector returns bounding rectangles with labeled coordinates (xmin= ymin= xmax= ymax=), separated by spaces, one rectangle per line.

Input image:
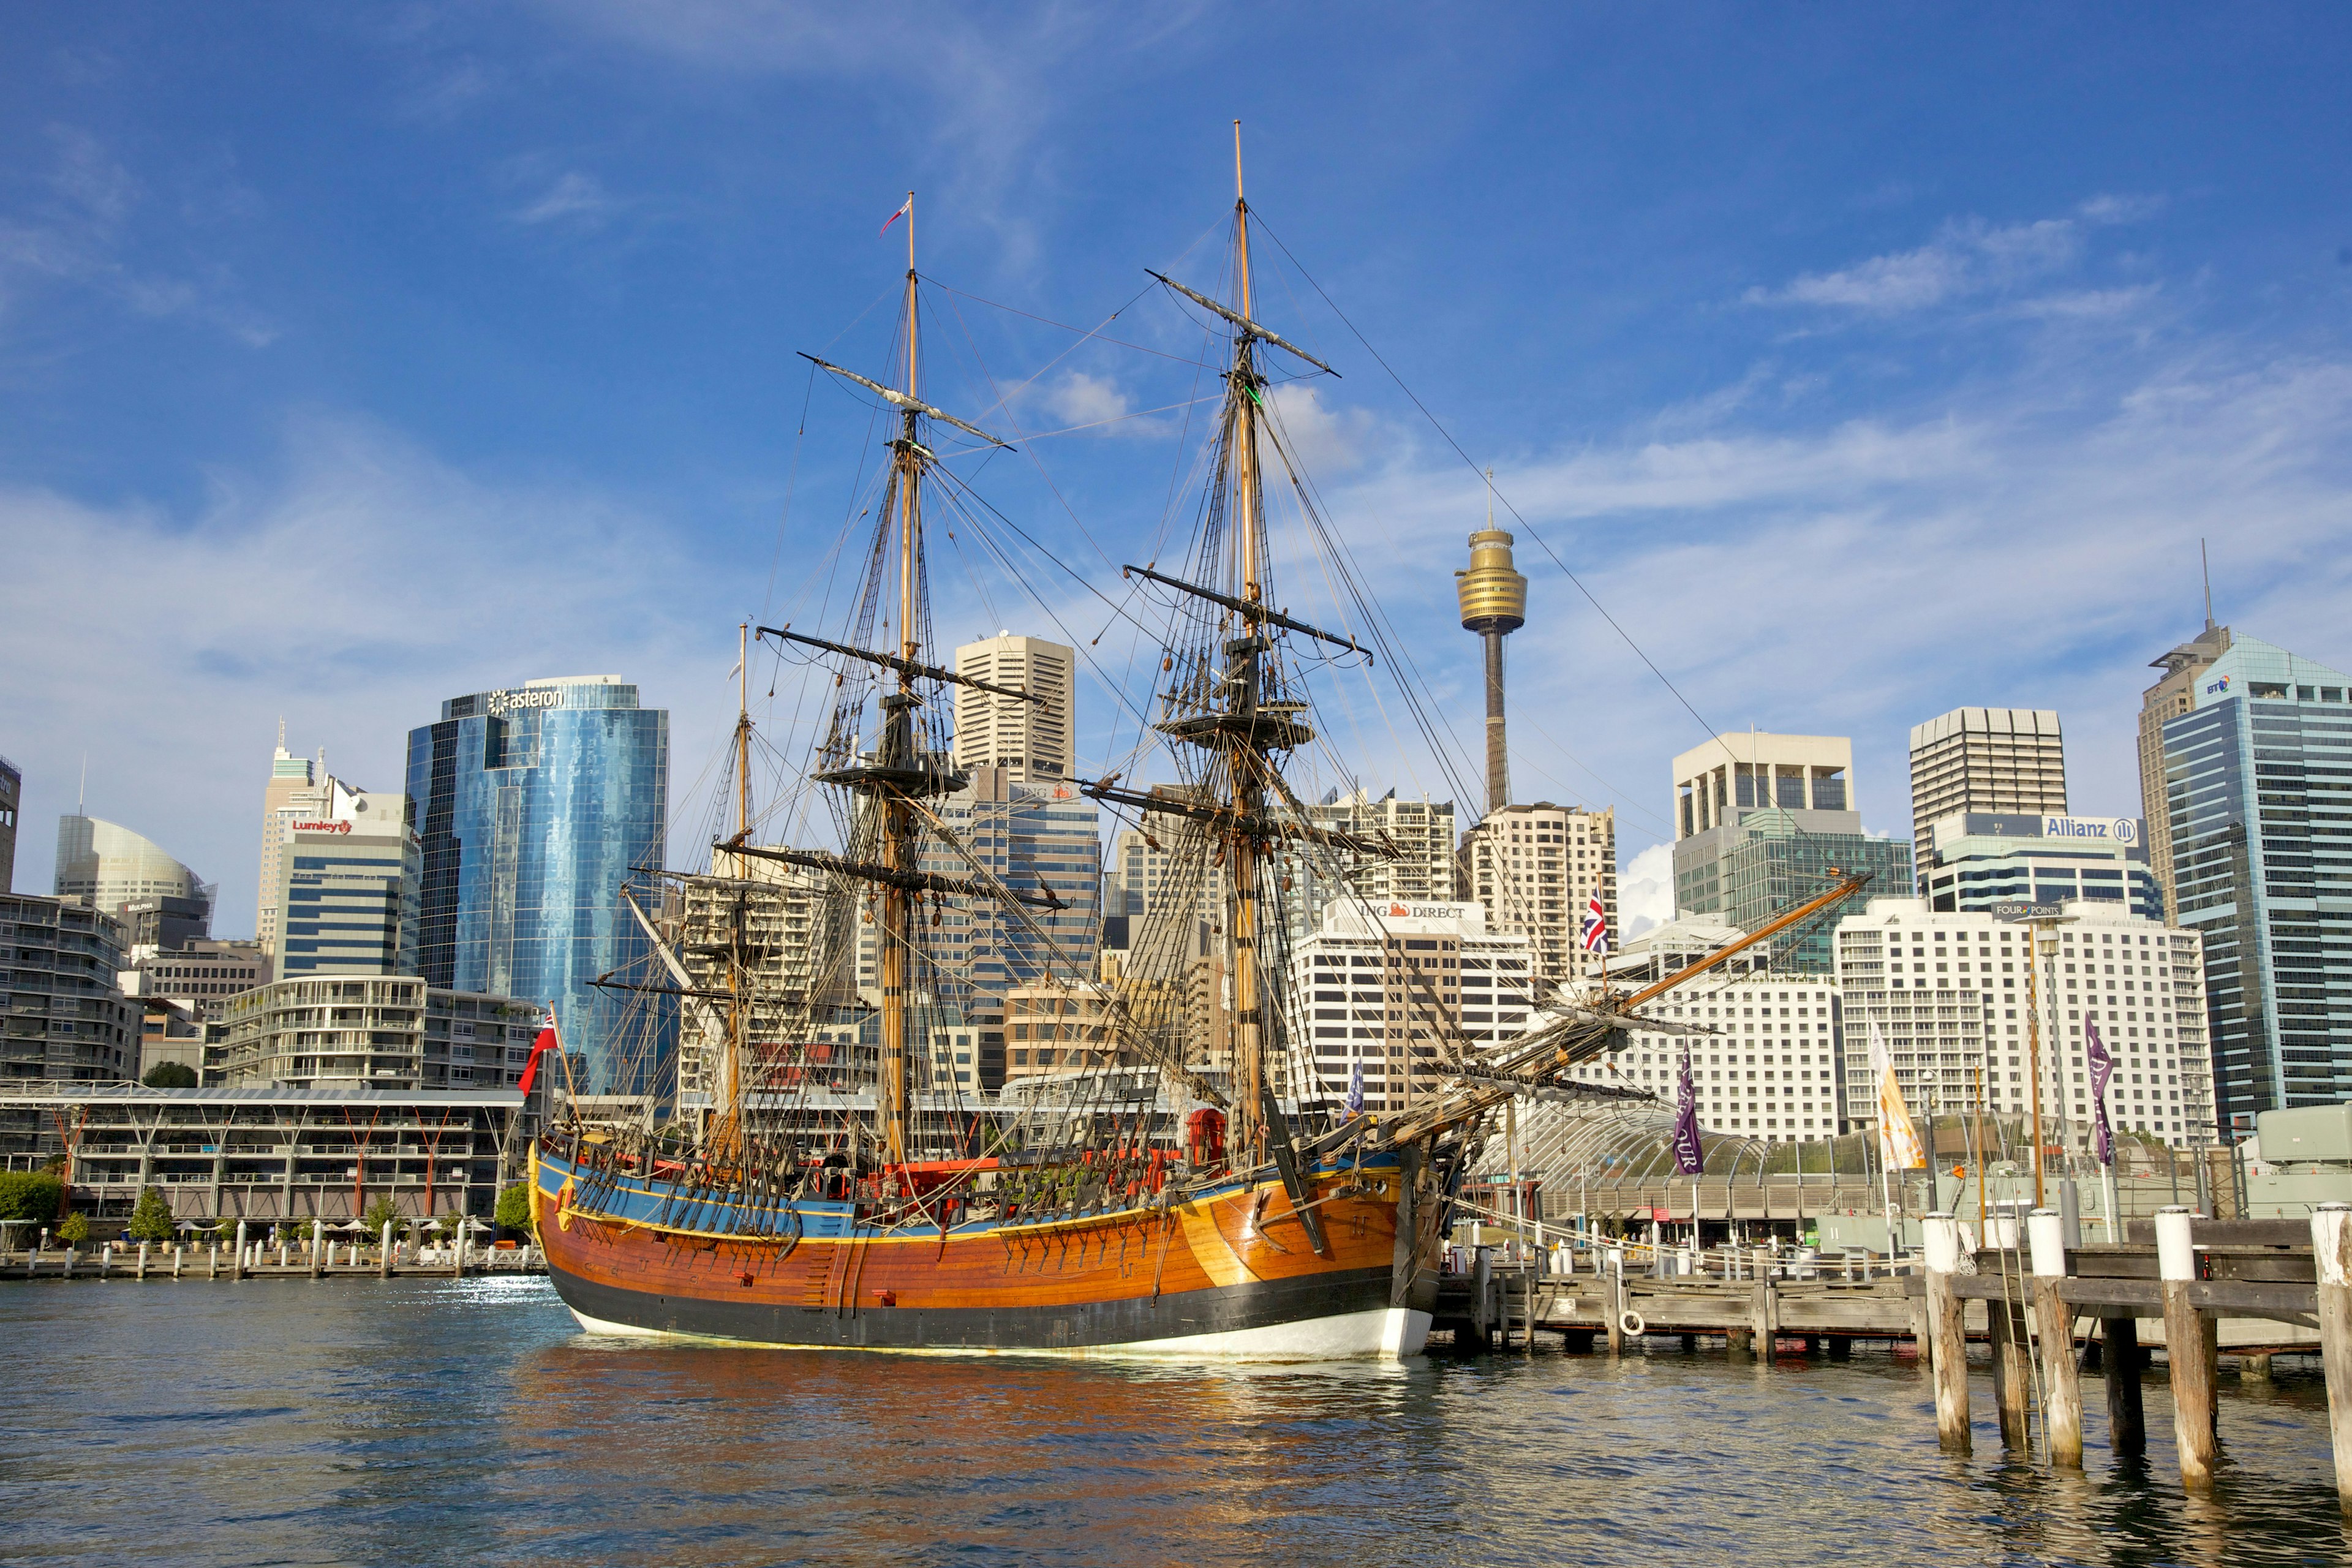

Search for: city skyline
xmin=4 ymin=8 xmax=2351 ymax=954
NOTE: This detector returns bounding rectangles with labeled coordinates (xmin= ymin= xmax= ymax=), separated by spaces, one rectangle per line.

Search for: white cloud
xmin=514 ymin=170 xmax=613 ymax=227
xmin=0 ymin=415 xmax=753 ymax=936
xmin=1619 ymin=842 xmax=1673 ymax=939
xmin=1262 ymin=382 xmax=1392 ymax=477
xmin=1271 ymin=342 xmax=2352 ymax=886
xmin=1746 ymin=211 xmax=2118 ymax=316
xmin=0 ymin=125 xmax=274 ymax=344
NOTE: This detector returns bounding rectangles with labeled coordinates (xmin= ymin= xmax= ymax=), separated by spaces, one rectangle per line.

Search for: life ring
xmin=1618 ymin=1308 xmax=1646 ymax=1338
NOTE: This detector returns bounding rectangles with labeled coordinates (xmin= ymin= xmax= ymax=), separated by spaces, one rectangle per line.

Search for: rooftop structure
xmin=952 ymin=632 xmax=1076 ymax=782
xmin=1909 ymin=707 xmax=2067 ymax=859
xmin=53 ymin=815 xmax=211 ymax=932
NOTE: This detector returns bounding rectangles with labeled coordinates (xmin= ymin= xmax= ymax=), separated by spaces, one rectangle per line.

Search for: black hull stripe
xmin=546 ymin=1260 xmax=1398 ymax=1351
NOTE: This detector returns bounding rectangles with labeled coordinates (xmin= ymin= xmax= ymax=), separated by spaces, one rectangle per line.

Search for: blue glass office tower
xmin=406 ymin=677 xmax=670 ymax=1096
xmin=2154 ymin=634 xmax=2352 ymax=1129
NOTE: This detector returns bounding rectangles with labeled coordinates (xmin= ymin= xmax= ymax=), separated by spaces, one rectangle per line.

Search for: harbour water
xmin=2 ymin=1277 xmax=2345 ymax=1566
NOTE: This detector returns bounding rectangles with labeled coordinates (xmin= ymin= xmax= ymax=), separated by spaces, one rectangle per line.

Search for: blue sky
xmin=5 ymin=4 xmax=2351 ymax=938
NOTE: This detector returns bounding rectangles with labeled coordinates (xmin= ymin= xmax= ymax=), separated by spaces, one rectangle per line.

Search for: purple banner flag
xmin=2086 ymin=1017 xmax=2115 ymax=1166
xmin=1672 ymin=1043 xmax=1704 ymax=1174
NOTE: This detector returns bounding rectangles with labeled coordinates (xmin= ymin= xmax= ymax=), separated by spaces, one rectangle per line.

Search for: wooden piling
xmin=2157 ymin=1206 xmax=2218 ymax=1493
xmin=1989 ymin=1295 xmax=2033 ymax=1448
xmin=1924 ymin=1213 xmax=1971 ymax=1453
xmin=1725 ymin=1326 xmax=1753 ymax=1362
xmin=379 ymin=1221 xmax=395 ymax=1281
xmin=2103 ymin=1318 xmax=2146 ymax=1455
xmin=2030 ymin=1209 xmax=2084 ymax=1468
xmin=2309 ymin=1204 xmax=2352 ymax=1517
xmin=233 ymin=1221 xmax=247 ymax=1281
xmin=2239 ymin=1353 xmax=2273 ymax=1385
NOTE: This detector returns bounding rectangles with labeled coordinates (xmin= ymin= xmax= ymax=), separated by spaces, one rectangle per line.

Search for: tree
xmin=55 ymin=1212 xmax=90 ymax=1247
xmin=0 ymin=1170 xmax=63 ymax=1227
xmin=127 ymin=1187 xmax=176 ymax=1245
xmin=494 ymin=1183 xmax=532 ymax=1237
xmin=361 ymin=1194 xmax=402 ymax=1240
xmin=141 ymin=1061 xmax=198 ymax=1088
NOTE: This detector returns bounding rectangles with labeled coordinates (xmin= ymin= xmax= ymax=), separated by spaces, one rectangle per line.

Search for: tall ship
xmin=529 ymin=135 xmax=1854 ymax=1356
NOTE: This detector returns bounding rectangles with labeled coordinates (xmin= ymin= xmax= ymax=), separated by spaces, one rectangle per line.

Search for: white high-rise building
xmin=257 ymin=732 xmax=335 ymax=957
xmin=954 ymin=632 xmax=1075 ymax=782
xmin=1284 ymin=899 xmax=1536 ymax=1112
xmin=1908 ymin=707 xmax=2067 ymax=858
xmin=1458 ymin=801 xmax=1616 ymax=997
xmin=1833 ymin=896 xmax=2215 ymax=1150
xmin=1565 ymin=916 xmax=1847 ymax=1144
xmin=268 ymin=779 xmax=417 ymax=981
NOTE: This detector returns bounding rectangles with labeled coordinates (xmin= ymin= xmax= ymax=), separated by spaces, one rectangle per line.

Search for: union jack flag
xmin=1581 ymin=895 xmax=1609 ymax=955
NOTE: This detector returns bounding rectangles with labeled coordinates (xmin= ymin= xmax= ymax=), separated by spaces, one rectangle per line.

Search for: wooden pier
xmin=3 ymin=1238 xmax=546 ymax=1282
xmin=1438 ymin=1202 xmax=2352 ymax=1512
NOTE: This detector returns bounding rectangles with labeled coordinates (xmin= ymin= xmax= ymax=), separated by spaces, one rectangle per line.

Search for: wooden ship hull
xmin=530 ymin=1143 xmax=1441 ymax=1358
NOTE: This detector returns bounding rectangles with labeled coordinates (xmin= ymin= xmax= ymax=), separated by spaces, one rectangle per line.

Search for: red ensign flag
xmin=516 ymin=1009 xmax=559 ymax=1099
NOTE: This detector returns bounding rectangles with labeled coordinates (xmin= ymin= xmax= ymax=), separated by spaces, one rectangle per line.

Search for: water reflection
xmin=1 ymin=1279 xmax=2345 ymax=1567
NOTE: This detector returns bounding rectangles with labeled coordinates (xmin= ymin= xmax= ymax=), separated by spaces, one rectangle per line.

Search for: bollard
xmin=62 ymin=1246 xmax=76 ymax=1279
xmin=137 ymin=1242 xmax=149 ymax=1281
xmin=2310 ymin=1204 xmax=2352 ymax=1517
xmin=2030 ymin=1208 xmax=2084 ymax=1468
xmin=2157 ymin=1205 xmax=2218 ymax=1492
xmin=234 ymin=1221 xmax=248 ymax=1281
xmin=172 ymin=1244 xmax=183 ymax=1280
xmin=380 ymin=1221 xmax=395 ymax=1280
xmin=100 ymin=1245 xmax=112 ymax=1278
xmin=208 ymin=1243 xmax=218 ymax=1281
xmin=309 ymin=1218 xmax=323 ymax=1280
xmin=1923 ymin=1213 xmax=1972 ymax=1453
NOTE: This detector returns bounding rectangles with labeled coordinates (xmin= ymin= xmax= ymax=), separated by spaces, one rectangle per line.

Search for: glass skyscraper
xmin=2154 ymin=633 xmax=2352 ymax=1129
xmin=406 ymin=676 xmax=670 ymax=1096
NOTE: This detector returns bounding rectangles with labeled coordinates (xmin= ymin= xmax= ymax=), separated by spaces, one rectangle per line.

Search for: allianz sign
xmin=2043 ymin=816 xmax=2138 ymax=844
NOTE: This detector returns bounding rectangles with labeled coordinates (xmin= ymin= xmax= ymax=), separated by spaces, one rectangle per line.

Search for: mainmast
xmin=881 ymin=190 xmax=921 ymax=1170
xmin=1224 ymin=126 xmax=1272 ymax=1161
xmin=1131 ymin=126 xmax=1351 ymax=1173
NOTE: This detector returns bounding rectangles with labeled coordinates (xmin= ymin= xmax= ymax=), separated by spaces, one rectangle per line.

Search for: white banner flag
xmin=1871 ymin=1020 xmax=1927 ymax=1171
